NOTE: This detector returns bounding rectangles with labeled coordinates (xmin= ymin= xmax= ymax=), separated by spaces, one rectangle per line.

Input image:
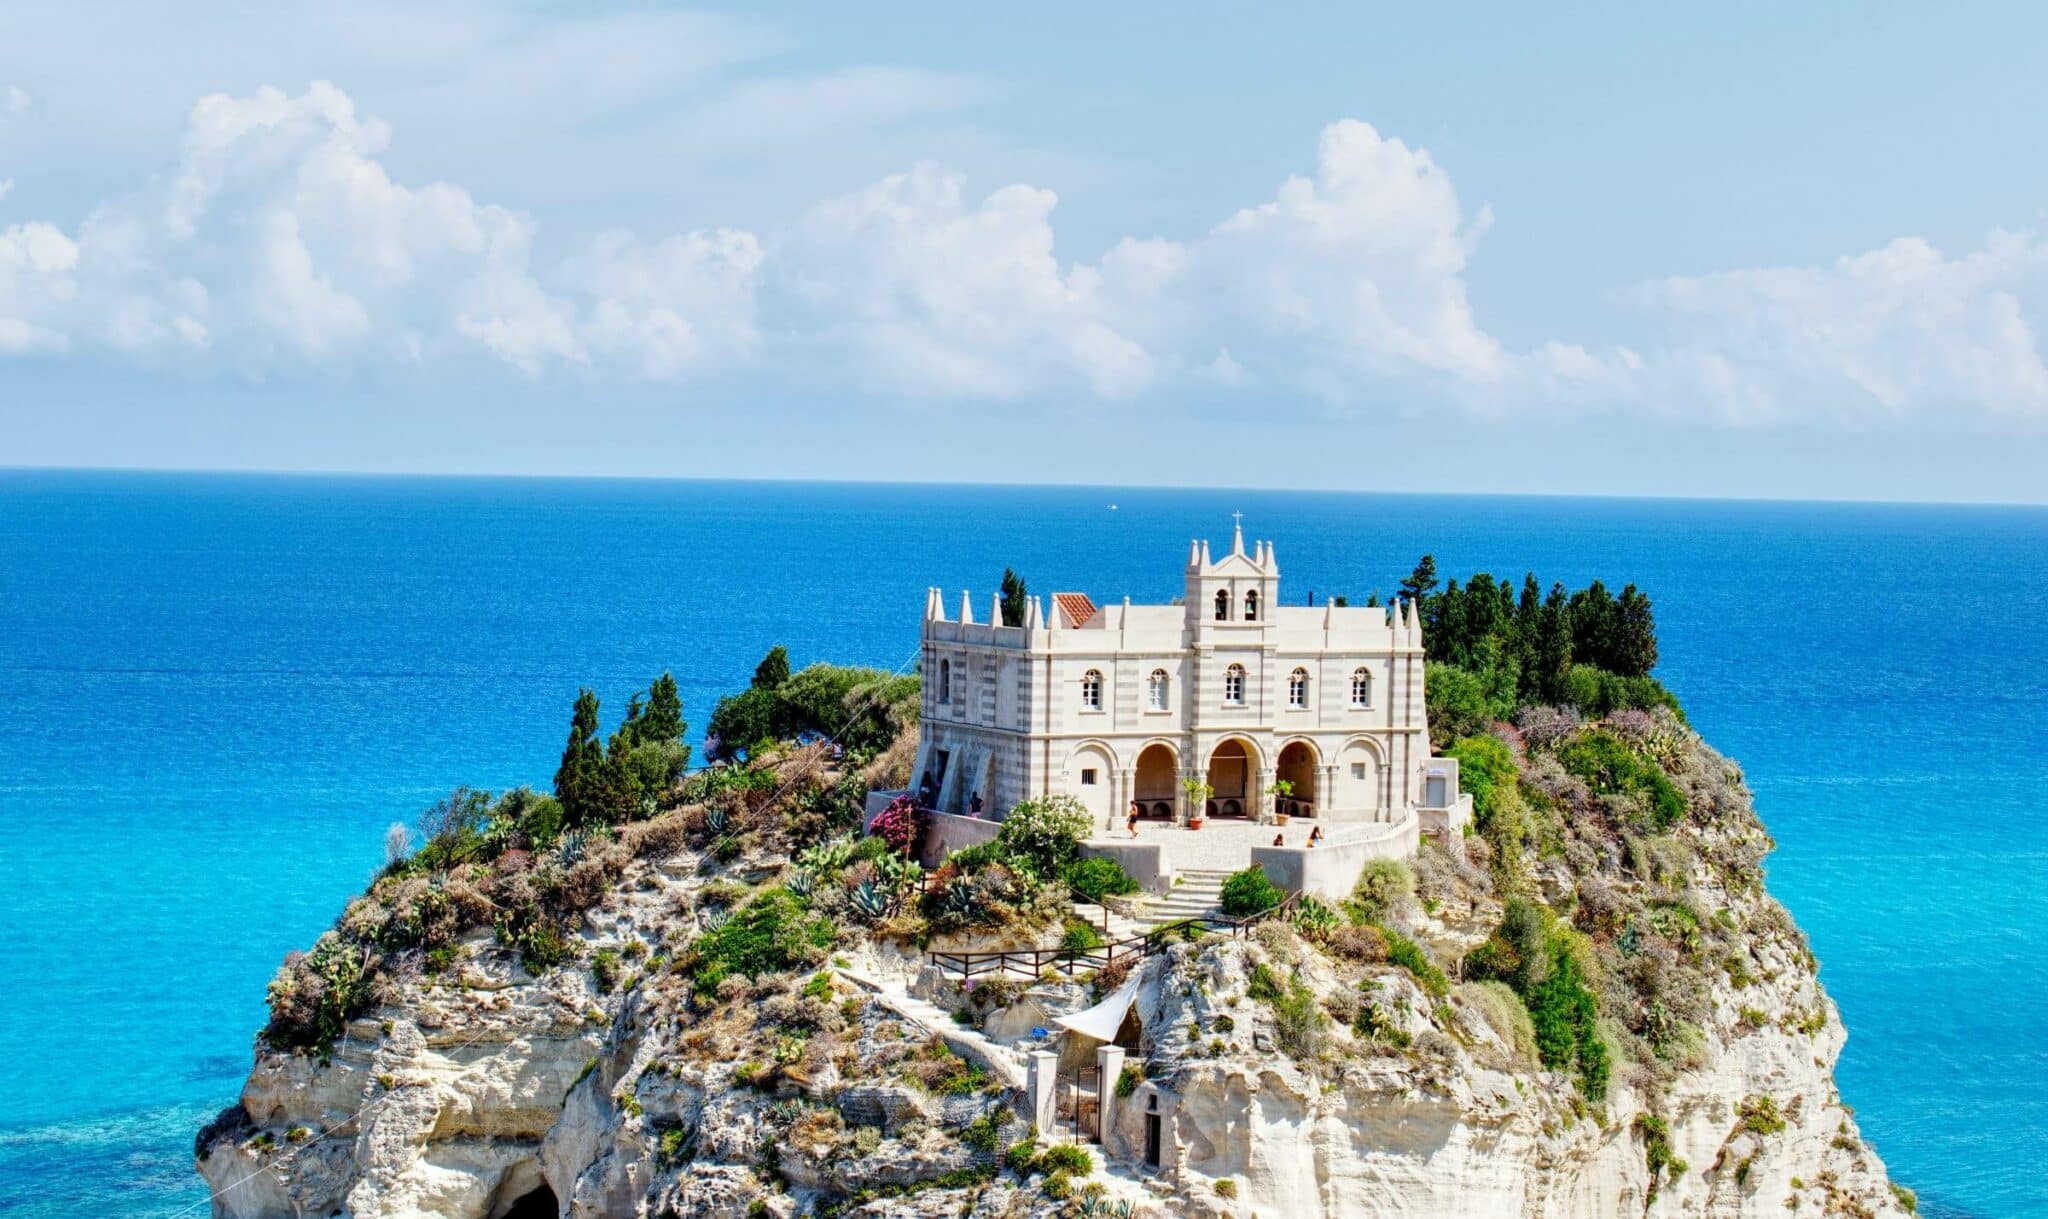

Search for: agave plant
xmin=848 ymin=879 xmax=893 ymax=923
xmin=936 ymin=879 xmax=982 ymax=925
xmin=700 ymin=908 xmax=731 ymax=933
xmin=784 ymin=868 xmax=817 ymax=900
xmin=557 ymin=829 xmax=589 ymax=866
xmin=705 ymin=805 xmax=731 ymax=837
xmin=1079 ymin=1199 xmax=1135 ymax=1219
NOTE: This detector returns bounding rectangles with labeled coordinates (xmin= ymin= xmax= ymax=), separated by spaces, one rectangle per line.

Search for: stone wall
xmin=1249 ymin=813 xmax=1415 ymax=900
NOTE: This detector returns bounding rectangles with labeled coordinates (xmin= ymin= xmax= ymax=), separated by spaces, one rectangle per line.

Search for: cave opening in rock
xmin=499 ymin=1182 xmax=558 ymax=1219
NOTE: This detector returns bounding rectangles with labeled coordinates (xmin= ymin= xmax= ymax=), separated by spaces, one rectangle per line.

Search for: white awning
xmin=1052 ymin=976 xmax=1140 ymax=1043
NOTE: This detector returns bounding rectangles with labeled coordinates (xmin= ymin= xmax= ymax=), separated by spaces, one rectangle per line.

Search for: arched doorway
xmin=1134 ymin=742 xmax=1178 ymax=819
xmin=1276 ymin=740 xmax=1319 ymax=818
xmin=1205 ymin=739 xmax=1254 ymax=819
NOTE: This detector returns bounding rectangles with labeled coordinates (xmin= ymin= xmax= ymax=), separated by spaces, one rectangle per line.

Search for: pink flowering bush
xmin=869 ymin=794 xmax=924 ymax=856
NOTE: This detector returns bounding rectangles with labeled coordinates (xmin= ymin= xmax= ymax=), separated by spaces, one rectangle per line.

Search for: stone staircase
xmin=1133 ymin=867 xmax=1231 ymax=930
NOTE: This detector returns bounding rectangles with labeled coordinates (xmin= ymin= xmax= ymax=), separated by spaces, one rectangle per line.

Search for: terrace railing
xmin=927 ymin=890 xmax=1300 ymax=982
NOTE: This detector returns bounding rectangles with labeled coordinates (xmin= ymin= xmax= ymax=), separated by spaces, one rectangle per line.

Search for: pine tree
xmin=554 ymin=689 xmax=605 ymax=828
xmin=1399 ymin=554 xmax=1440 ymax=607
xmin=1000 ymin=568 xmax=1029 ymax=627
xmin=1611 ymin=585 xmax=1659 ymax=678
xmin=752 ymin=645 xmax=790 ymax=690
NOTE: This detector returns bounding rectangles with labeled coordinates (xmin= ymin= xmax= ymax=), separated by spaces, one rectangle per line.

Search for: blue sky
xmin=4 ymin=2 xmax=2048 ymax=501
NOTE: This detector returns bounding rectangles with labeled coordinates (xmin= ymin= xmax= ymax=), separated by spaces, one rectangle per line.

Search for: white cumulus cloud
xmin=1638 ymin=231 xmax=2048 ymax=422
xmin=0 ymin=82 xmax=764 ymax=378
xmin=7 ymin=82 xmax=2048 ymax=428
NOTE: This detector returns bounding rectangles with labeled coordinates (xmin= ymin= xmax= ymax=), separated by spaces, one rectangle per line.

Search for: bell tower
xmin=1184 ymin=514 xmax=1280 ymax=635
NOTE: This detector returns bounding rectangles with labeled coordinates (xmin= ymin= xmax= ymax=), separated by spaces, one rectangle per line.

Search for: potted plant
xmin=1270 ymin=779 xmax=1294 ymax=825
xmin=1181 ymin=778 xmax=1214 ymax=829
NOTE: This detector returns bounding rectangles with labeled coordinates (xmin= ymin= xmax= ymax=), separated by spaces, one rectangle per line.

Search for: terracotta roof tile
xmin=1052 ymin=592 xmax=1098 ymax=629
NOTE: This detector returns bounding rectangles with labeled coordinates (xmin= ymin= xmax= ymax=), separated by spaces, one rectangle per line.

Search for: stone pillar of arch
xmin=1255 ymin=767 xmax=1278 ymax=825
xmin=1321 ymin=764 xmax=1339 ymax=820
xmin=1113 ymin=768 xmax=1134 ymax=832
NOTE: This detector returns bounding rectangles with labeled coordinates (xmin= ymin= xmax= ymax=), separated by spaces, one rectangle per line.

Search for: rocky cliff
xmin=196 ymin=708 xmax=1910 ymax=1218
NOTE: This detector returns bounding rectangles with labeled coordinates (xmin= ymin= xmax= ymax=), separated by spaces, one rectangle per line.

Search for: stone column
xmin=1113 ymin=768 xmax=1134 ymax=832
xmin=1322 ymin=764 xmax=1338 ymax=820
xmin=1026 ymin=1050 xmax=1059 ymax=1134
xmin=1256 ymin=767 xmax=1277 ymax=825
xmin=1095 ymin=1044 xmax=1126 ymax=1153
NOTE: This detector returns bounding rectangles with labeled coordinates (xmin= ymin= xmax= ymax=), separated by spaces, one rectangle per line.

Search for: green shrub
xmin=1737 ymin=1094 xmax=1786 ymax=1136
xmin=1425 ymin=661 xmax=1503 ymax=747
xmin=1379 ymin=926 xmax=1449 ymax=998
xmin=1060 ymin=918 xmax=1106 ymax=952
xmin=1004 ymin=1136 xmax=1041 ymax=1175
xmin=591 ymin=948 xmax=624 ymax=994
xmin=1525 ymin=936 xmax=1608 ymax=1098
xmin=1115 ymin=1063 xmax=1142 ymax=1098
xmin=1062 ymin=856 xmax=1139 ymax=902
xmin=994 ymin=796 xmax=1093 ymax=879
xmin=1445 ymin=735 xmax=1517 ymax=829
xmin=262 ymin=934 xmax=376 ymax=1053
xmin=1038 ymin=1144 xmax=1091 ymax=1175
xmin=1219 ymin=866 xmax=1282 ymax=918
xmin=961 ymin=1109 xmax=1006 ymax=1153
xmin=1556 ymin=729 xmax=1687 ymax=832
xmin=1561 ymin=665 xmax=1681 ymax=719
xmin=1349 ymin=858 xmax=1415 ymax=922
xmin=1635 ymin=1114 xmax=1686 ymax=1203
xmin=690 ymin=888 xmax=837 ymax=993
xmin=1249 ymin=962 xmax=1328 ymax=1058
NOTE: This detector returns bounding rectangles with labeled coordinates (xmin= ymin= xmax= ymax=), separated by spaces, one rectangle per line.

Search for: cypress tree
xmin=1534 ymin=583 xmax=1574 ymax=704
xmin=1517 ymin=574 xmax=1542 ymax=634
xmin=999 ymin=568 xmax=1029 ymax=627
xmin=641 ymin=672 xmax=685 ymax=743
xmin=554 ymin=689 xmax=605 ymax=827
xmin=1569 ymin=581 xmax=1619 ymax=671
xmin=752 ymin=645 xmax=791 ymax=690
xmin=1611 ymin=585 xmax=1659 ymax=678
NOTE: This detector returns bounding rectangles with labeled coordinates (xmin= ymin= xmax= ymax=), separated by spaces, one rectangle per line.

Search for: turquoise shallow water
xmin=0 ymin=471 xmax=2042 ymax=1217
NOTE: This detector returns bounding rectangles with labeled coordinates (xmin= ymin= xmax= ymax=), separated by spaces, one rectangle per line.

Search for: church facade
xmin=911 ymin=524 xmax=1438 ymax=831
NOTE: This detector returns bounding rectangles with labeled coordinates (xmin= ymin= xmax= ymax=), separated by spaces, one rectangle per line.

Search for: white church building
xmin=910 ymin=522 xmax=1462 ymax=843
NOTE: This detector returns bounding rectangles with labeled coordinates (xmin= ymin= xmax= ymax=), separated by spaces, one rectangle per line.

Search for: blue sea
xmin=0 ymin=471 xmax=2042 ymax=1217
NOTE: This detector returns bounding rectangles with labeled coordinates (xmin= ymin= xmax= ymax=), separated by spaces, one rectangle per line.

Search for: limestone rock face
xmin=197 ymin=723 xmax=1907 ymax=1219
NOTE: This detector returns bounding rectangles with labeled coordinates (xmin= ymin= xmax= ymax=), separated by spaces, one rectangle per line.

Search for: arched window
xmin=1081 ymin=669 xmax=1104 ymax=711
xmin=1288 ymin=667 xmax=1309 ymax=708
xmin=1223 ymin=663 xmax=1247 ymax=706
xmin=1213 ymin=589 xmax=1230 ymax=621
xmin=1147 ymin=669 xmax=1169 ymax=710
xmin=1244 ymin=589 xmax=1259 ymax=621
xmin=1350 ymin=667 xmax=1373 ymax=707
xmin=937 ymin=658 xmax=952 ymax=704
